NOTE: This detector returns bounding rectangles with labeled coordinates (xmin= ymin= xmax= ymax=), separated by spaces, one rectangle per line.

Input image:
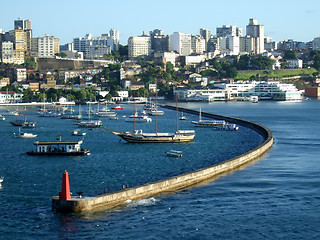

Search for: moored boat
xmin=14 ymin=128 xmax=37 ymax=138
xmin=111 ymin=105 xmax=123 ymax=110
xmin=71 ymin=129 xmax=86 ymax=136
xmin=165 ymin=150 xmax=183 ymax=157
xmin=191 ymin=108 xmax=226 ymax=127
xmin=125 ymin=113 xmax=152 ymax=122
xmin=112 ymin=129 xmax=195 ymax=143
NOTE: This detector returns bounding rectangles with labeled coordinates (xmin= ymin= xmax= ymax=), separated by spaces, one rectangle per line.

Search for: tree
xmin=283 ymin=50 xmax=297 ymax=60
xmin=55 ymin=52 xmax=67 ymax=58
xmin=201 ymin=69 xmax=218 ymax=77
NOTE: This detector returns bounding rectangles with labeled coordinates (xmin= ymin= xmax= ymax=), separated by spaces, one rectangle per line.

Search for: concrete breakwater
xmin=52 ymin=106 xmax=273 ymax=213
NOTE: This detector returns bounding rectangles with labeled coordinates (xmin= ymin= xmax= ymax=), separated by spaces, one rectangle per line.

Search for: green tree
xmin=283 ymin=50 xmax=297 ymax=60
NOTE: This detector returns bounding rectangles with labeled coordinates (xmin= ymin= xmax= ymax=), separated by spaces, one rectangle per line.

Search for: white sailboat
xmin=111 ymin=93 xmax=195 ymax=143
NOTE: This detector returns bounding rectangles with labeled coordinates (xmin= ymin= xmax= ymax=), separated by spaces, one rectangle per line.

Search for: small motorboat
xmin=71 ymin=129 xmax=87 ymax=136
xmin=165 ymin=150 xmax=183 ymax=157
xmin=0 ymin=176 xmax=4 ymax=186
xmin=14 ymin=128 xmax=37 ymax=138
xmin=111 ymin=105 xmax=123 ymax=110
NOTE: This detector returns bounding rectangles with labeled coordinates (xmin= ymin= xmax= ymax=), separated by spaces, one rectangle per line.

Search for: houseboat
xmin=26 ymin=139 xmax=90 ymax=156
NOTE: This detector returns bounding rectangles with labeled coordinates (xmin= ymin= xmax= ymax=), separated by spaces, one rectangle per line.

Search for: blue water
xmin=0 ymin=100 xmax=319 ymax=239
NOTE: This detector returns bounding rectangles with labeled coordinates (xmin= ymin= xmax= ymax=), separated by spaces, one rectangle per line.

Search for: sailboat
xmin=76 ymin=102 xmax=102 ymax=128
xmin=191 ymin=108 xmax=239 ymax=130
xmin=111 ymin=93 xmax=195 ymax=143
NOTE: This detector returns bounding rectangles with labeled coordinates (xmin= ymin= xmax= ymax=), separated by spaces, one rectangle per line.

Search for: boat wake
xmin=124 ymin=197 xmax=158 ymax=208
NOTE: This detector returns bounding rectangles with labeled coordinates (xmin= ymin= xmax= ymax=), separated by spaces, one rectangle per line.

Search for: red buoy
xmin=59 ymin=169 xmax=71 ymax=200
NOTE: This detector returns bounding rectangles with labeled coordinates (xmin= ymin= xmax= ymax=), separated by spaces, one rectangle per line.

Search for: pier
xmin=52 ymin=106 xmax=273 ymax=213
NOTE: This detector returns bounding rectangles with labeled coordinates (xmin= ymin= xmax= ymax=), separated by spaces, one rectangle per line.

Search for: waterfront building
xmin=128 ymin=36 xmax=151 ymax=59
xmin=0 ymin=91 xmax=23 ymax=103
xmin=215 ymin=81 xmax=302 ymax=100
xmin=304 ymin=87 xmax=320 ymax=98
xmin=174 ymin=89 xmax=226 ymax=102
xmin=170 ymin=32 xmax=192 ymax=56
xmin=246 ymin=18 xmax=264 ymax=54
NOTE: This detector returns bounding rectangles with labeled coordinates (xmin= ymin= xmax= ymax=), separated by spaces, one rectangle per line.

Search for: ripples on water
xmin=0 ymin=100 xmax=319 ymax=239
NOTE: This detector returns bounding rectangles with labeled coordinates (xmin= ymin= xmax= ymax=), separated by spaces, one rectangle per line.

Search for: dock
xmin=52 ymin=106 xmax=273 ymax=213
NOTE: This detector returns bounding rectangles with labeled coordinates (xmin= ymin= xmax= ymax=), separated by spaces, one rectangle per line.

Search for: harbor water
xmin=0 ymin=99 xmax=319 ymax=239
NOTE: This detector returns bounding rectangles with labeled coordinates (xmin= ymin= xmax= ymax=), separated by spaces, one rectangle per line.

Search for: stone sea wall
xmin=52 ymin=106 xmax=273 ymax=212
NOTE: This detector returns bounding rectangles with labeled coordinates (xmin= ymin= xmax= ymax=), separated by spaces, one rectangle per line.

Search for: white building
xmin=215 ymin=81 xmax=302 ymax=100
xmin=286 ymin=59 xmax=303 ymax=69
xmin=73 ymin=29 xmax=120 ymax=59
xmin=154 ymin=51 xmax=176 ymax=66
xmin=184 ymin=55 xmax=206 ymax=66
xmin=0 ymin=41 xmax=14 ymax=63
xmin=174 ymin=89 xmax=226 ymax=102
xmin=31 ymin=35 xmax=60 ymax=58
xmin=0 ymin=91 xmax=23 ymax=103
xmin=219 ymin=36 xmax=240 ymax=55
xmin=128 ymin=36 xmax=151 ymax=59
xmin=170 ymin=32 xmax=192 ymax=56
xmin=14 ymin=68 xmax=27 ymax=82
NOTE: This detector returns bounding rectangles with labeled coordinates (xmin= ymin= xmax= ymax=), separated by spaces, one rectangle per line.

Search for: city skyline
xmin=0 ymin=0 xmax=319 ymax=45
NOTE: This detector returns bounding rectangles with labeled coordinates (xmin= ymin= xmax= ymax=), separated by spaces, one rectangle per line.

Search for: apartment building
xmin=170 ymin=32 xmax=192 ymax=56
xmin=128 ymin=36 xmax=151 ymax=59
xmin=246 ymin=18 xmax=264 ymax=54
xmin=31 ymin=35 xmax=60 ymax=58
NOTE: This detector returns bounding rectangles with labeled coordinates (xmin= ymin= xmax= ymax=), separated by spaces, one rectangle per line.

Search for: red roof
xmin=0 ymin=91 xmax=16 ymax=94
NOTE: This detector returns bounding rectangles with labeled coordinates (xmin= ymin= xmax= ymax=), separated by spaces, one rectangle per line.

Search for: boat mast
xmin=155 ymin=81 xmax=158 ymax=135
xmin=133 ymin=97 xmax=136 ymax=132
xmin=176 ymin=94 xmax=178 ymax=132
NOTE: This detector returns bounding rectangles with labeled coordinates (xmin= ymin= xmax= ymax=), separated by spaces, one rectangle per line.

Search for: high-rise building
xmin=128 ymin=36 xmax=151 ymax=59
xmin=246 ymin=18 xmax=264 ymax=54
xmin=73 ymin=29 xmax=120 ymax=59
xmin=313 ymin=37 xmax=320 ymax=51
xmin=191 ymin=35 xmax=206 ymax=54
xmin=31 ymin=35 xmax=59 ymax=58
xmin=216 ymin=25 xmax=242 ymax=38
xmin=149 ymin=29 xmax=170 ymax=53
xmin=240 ymin=36 xmax=254 ymax=53
xmin=200 ymin=28 xmax=211 ymax=51
xmin=14 ymin=19 xmax=32 ymax=56
xmin=170 ymin=32 xmax=192 ymax=56
xmin=0 ymin=41 xmax=14 ymax=64
xmin=220 ymin=36 xmax=240 ymax=55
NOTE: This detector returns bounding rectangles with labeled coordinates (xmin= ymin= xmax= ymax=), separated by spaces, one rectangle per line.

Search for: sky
xmin=0 ymin=0 xmax=319 ymax=45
